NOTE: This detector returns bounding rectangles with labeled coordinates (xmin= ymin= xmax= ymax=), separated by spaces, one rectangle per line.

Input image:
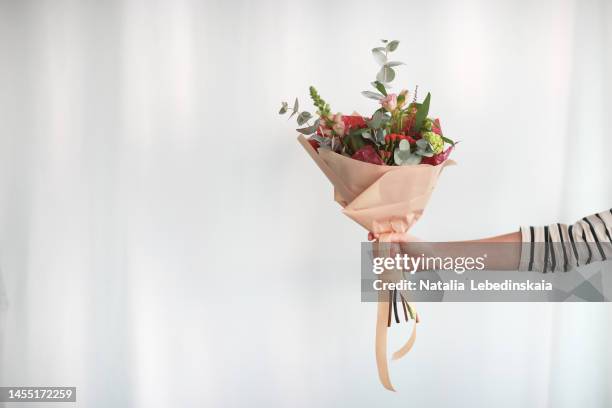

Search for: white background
xmin=0 ymin=0 xmax=611 ymax=407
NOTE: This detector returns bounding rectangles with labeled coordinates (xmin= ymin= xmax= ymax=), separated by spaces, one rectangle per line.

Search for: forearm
xmin=518 ymin=209 xmax=612 ymax=273
xmin=373 ymin=209 xmax=612 ymax=273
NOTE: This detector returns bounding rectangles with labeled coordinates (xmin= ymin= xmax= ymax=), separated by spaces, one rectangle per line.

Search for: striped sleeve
xmin=519 ymin=208 xmax=612 ymax=273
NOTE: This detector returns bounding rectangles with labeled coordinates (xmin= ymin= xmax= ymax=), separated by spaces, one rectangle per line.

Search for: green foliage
xmin=362 ymin=128 xmax=387 ymax=146
xmin=297 ymin=111 xmax=312 ymax=125
xmin=415 ymin=138 xmax=434 ymax=157
xmin=367 ymin=110 xmax=386 ymax=129
xmin=373 ymin=81 xmax=387 ymax=96
xmin=442 ymin=135 xmax=456 ymax=146
xmin=384 ymin=61 xmax=404 ymax=67
xmin=386 ymin=40 xmax=399 ymax=52
xmin=297 ymin=119 xmax=320 ymax=135
xmin=412 ymin=92 xmax=431 ymax=132
xmin=361 ymin=91 xmax=384 ymax=100
xmin=362 ymin=39 xmax=403 ymax=98
xmin=279 ymin=102 xmax=288 ymax=114
xmin=309 ymin=86 xmax=331 ymax=117
xmin=422 ymin=131 xmax=443 ymax=154
xmin=343 ymin=131 xmax=368 ymax=156
xmin=394 ymin=139 xmax=422 ymax=165
xmin=279 ymin=97 xmax=317 ymax=135
xmin=372 ymin=48 xmax=387 ymax=65
xmin=376 ymin=66 xmax=395 ymax=83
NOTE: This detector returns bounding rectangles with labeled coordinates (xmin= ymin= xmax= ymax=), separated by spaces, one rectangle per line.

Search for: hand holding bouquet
xmin=279 ymin=40 xmax=457 ymax=391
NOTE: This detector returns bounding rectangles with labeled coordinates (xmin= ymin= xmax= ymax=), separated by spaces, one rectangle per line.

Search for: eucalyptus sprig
xmin=279 ymin=98 xmax=312 ymax=124
xmin=361 ymin=39 xmax=404 ymax=101
xmin=279 ymin=97 xmax=315 ymax=131
xmin=278 ymin=87 xmax=336 ymax=137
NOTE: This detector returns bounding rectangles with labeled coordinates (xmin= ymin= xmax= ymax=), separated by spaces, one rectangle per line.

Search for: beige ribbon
xmin=375 ymin=227 xmax=419 ymax=391
xmin=375 ymin=297 xmax=417 ymax=391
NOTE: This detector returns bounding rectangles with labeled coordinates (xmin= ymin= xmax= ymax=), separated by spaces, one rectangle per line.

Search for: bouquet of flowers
xmin=279 ymin=39 xmax=455 ymax=167
xmin=279 ymin=40 xmax=456 ymax=391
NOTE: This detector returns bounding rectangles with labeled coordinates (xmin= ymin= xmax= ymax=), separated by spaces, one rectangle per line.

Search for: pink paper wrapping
xmin=297 ymin=135 xmax=455 ymax=391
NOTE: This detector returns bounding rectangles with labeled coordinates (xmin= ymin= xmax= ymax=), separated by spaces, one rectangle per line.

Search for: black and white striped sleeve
xmin=519 ymin=209 xmax=612 ymax=273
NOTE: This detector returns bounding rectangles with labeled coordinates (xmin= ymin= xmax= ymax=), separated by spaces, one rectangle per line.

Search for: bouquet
xmin=279 ymin=40 xmax=456 ymax=391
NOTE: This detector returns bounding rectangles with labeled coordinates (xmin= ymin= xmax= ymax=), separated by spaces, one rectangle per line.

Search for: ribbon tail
xmin=391 ymin=320 xmax=417 ymax=361
xmin=375 ymin=298 xmax=395 ymax=391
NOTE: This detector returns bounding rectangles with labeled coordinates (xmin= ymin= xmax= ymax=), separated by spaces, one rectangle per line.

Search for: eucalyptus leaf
xmin=373 ymin=128 xmax=387 ymax=144
xmin=372 ymin=81 xmax=387 ymax=96
xmin=376 ymin=66 xmax=395 ymax=83
xmin=361 ymin=90 xmax=384 ymax=100
xmin=372 ymin=47 xmax=386 ymax=52
xmin=296 ymin=119 xmax=320 ymax=135
xmin=297 ymin=111 xmax=312 ymax=125
xmin=361 ymin=130 xmax=373 ymax=142
xmin=312 ymin=134 xmax=331 ymax=147
xmin=381 ymin=39 xmax=388 ymax=43
xmin=398 ymin=139 xmax=411 ymax=151
xmin=293 ymin=98 xmax=299 ymax=112
xmin=416 ymin=148 xmax=434 ymax=157
xmin=373 ymin=107 xmax=387 ymax=118
xmin=415 ymin=139 xmax=434 ymax=157
xmin=384 ymin=61 xmax=404 ymax=67
xmin=416 ymin=139 xmax=429 ymax=149
xmin=394 ymin=147 xmax=422 ymax=165
xmin=387 ymin=40 xmax=399 ymax=52
xmin=368 ymin=110 xmax=384 ymax=129
xmin=372 ymin=49 xmax=387 ymax=65
xmin=296 ymin=126 xmax=314 ymax=135
xmin=279 ymin=102 xmax=288 ymax=114
xmin=411 ymin=92 xmax=431 ymax=131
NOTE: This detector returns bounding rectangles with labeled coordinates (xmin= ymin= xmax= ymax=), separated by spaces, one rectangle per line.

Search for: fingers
xmin=378 ymin=231 xmax=411 ymax=243
xmin=369 ymin=231 xmax=422 ymax=242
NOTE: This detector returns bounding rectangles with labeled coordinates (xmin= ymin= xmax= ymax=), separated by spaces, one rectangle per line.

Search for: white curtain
xmin=0 ymin=0 xmax=611 ymax=407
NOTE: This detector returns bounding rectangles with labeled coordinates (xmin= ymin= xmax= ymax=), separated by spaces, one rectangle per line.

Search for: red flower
xmin=421 ymin=145 xmax=453 ymax=165
xmin=342 ymin=115 xmax=368 ymax=131
xmin=384 ymin=133 xmax=397 ymax=143
xmin=352 ymin=145 xmax=383 ymax=165
xmin=399 ymin=134 xmax=417 ymax=144
xmin=385 ymin=133 xmax=416 ymax=144
xmin=402 ymin=114 xmax=416 ymax=133
xmin=432 ymin=118 xmax=443 ymax=136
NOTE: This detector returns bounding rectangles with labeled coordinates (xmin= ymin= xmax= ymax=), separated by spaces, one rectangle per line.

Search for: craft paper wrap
xmin=297 ymin=135 xmax=455 ymax=391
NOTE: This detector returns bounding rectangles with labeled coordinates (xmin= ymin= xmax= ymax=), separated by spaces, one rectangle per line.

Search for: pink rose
xmin=380 ymin=94 xmax=397 ymax=112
